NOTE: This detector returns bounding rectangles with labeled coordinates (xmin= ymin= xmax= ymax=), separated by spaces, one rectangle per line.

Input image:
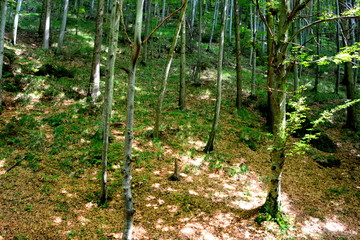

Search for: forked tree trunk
xmin=122 ymin=1 xmax=144 ymax=238
xmin=203 ymin=0 xmax=227 ymax=153
xmin=234 ymin=0 xmax=242 ymax=110
xmin=153 ymin=0 xmax=188 ymax=138
xmin=100 ymin=0 xmax=121 ymax=205
xmin=12 ymin=0 xmax=22 ymax=45
xmin=56 ymin=0 xmax=69 ymax=54
xmin=0 ymin=0 xmax=8 ymax=115
xmin=88 ymin=0 xmax=104 ymax=103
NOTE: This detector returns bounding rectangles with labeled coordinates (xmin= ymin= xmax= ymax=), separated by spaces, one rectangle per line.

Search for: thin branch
xmin=120 ymin=0 xmax=132 ymax=44
xmin=289 ymin=15 xmax=360 ymax=44
xmin=142 ymin=0 xmax=187 ymax=45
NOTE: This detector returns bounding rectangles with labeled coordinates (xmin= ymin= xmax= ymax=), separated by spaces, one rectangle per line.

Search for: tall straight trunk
xmin=12 ymin=0 xmax=22 ymax=45
xmin=90 ymin=0 xmax=95 ymax=16
xmin=88 ymin=0 xmax=104 ymax=103
xmin=142 ymin=0 xmax=151 ymax=64
xmin=0 ymin=0 xmax=8 ymax=115
xmin=153 ymin=0 xmax=188 ymax=138
xmin=42 ymin=0 xmax=51 ymax=49
xmin=56 ymin=0 xmax=69 ymax=54
xmin=191 ymin=0 xmax=197 ymax=29
xmin=38 ymin=0 xmax=46 ymax=35
xmin=250 ymin=4 xmax=257 ymax=96
xmin=207 ymin=0 xmax=219 ymax=50
xmin=100 ymin=0 xmax=121 ymax=205
xmin=161 ymin=0 xmax=166 ymax=21
xmin=234 ymin=0 xmax=242 ymax=110
xmin=228 ymin=0 xmax=233 ymax=41
xmin=339 ymin=0 xmax=357 ymax=129
xmin=335 ymin=0 xmax=341 ymax=94
xmin=203 ymin=0 xmax=227 ymax=153
xmin=122 ymin=1 xmax=144 ymax=238
xmin=179 ymin=12 xmax=186 ymax=110
xmin=194 ymin=0 xmax=202 ymax=85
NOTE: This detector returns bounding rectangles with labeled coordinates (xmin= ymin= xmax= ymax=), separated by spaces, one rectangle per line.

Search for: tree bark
xmin=100 ymin=0 xmax=121 ymax=205
xmin=12 ymin=0 xmax=23 ymax=45
xmin=56 ymin=0 xmax=69 ymax=54
xmin=203 ymin=0 xmax=227 ymax=153
xmin=154 ymin=0 xmax=188 ymax=138
xmin=42 ymin=0 xmax=51 ymax=49
xmin=88 ymin=0 xmax=104 ymax=103
xmin=179 ymin=12 xmax=186 ymax=110
xmin=122 ymin=1 xmax=144 ymax=238
xmin=234 ymin=0 xmax=242 ymax=110
xmin=0 ymin=0 xmax=8 ymax=115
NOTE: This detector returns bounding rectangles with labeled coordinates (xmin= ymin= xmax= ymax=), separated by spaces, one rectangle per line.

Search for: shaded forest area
xmin=0 ymin=0 xmax=359 ymax=239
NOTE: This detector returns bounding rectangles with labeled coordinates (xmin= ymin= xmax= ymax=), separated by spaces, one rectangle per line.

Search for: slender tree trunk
xmin=207 ymin=0 xmax=219 ymax=50
xmin=335 ymin=0 xmax=341 ymax=94
xmin=142 ymin=0 xmax=151 ymax=64
xmin=0 ymin=0 xmax=8 ymax=115
xmin=12 ymin=0 xmax=22 ymax=45
xmin=88 ymin=0 xmax=104 ymax=103
xmin=154 ymin=0 xmax=188 ymax=138
xmin=234 ymin=0 xmax=242 ymax=110
xmin=203 ymin=0 xmax=227 ymax=153
xmin=122 ymin=1 xmax=144 ymax=238
xmin=100 ymin=0 xmax=121 ymax=205
xmin=179 ymin=12 xmax=186 ymax=110
xmin=194 ymin=0 xmax=202 ymax=85
xmin=42 ymin=0 xmax=51 ymax=49
xmin=38 ymin=0 xmax=46 ymax=35
xmin=161 ymin=0 xmax=166 ymax=21
xmin=56 ymin=0 xmax=69 ymax=54
xmin=250 ymin=4 xmax=257 ymax=96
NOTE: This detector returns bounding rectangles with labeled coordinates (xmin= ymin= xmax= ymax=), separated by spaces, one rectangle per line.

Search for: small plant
xmin=24 ymin=205 xmax=33 ymax=212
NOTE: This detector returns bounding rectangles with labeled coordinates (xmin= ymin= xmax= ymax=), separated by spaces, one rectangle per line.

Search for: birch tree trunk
xmin=0 ymin=0 xmax=8 ymax=115
xmin=56 ymin=0 xmax=69 ymax=54
xmin=207 ymin=0 xmax=219 ymax=50
xmin=42 ymin=0 xmax=51 ymax=49
xmin=153 ymin=0 xmax=188 ymax=138
xmin=203 ymin=0 xmax=227 ymax=153
xmin=100 ymin=0 xmax=121 ymax=205
xmin=234 ymin=0 xmax=242 ymax=110
xmin=88 ymin=0 xmax=104 ymax=103
xmin=179 ymin=12 xmax=186 ymax=110
xmin=12 ymin=0 xmax=22 ymax=45
xmin=122 ymin=1 xmax=144 ymax=238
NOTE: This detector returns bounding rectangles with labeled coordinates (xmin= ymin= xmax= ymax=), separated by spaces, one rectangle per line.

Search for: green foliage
xmin=239 ymin=127 xmax=265 ymax=151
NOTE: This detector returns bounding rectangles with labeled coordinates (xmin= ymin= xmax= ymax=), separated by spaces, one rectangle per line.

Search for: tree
xmin=56 ymin=0 xmax=69 ymax=54
xmin=203 ymin=0 xmax=227 ymax=153
xmin=0 ymin=0 xmax=8 ymax=115
xmin=42 ymin=0 xmax=51 ymax=49
xmin=179 ymin=11 xmax=186 ymax=110
xmin=88 ymin=0 xmax=105 ymax=103
xmin=234 ymin=0 xmax=242 ymax=110
xmin=100 ymin=0 xmax=121 ymax=205
xmin=12 ymin=0 xmax=23 ymax=45
xmin=153 ymin=0 xmax=188 ymax=138
xmin=122 ymin=1 xmax=144 ymax=238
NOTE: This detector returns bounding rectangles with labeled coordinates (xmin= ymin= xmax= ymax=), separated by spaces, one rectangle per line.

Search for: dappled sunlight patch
xmin=300 ymin=215 xmax=351 ymax=238
xmin=188 ymin=139 xmax=206 ymax=150
xmin=167 ymin=205 xmax=179 ymax=213
xmin=77 ymin=216 xmax=90 ymax=225
xmin=85 ymin=202 xmax=96 ymax=209
xmin=51 ymin=216 xmax=63 ymax=226
xmin=0 ymin=159 xmax=6 ymax=167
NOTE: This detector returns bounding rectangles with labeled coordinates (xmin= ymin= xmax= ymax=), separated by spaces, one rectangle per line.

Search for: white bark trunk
xmin=56 ymin=0 xmax=69 ymax=54
xmin=42 ymin=0 xmax=51 ymax=49
xmin=12 ymin=0 xmax=22 ymax=45
xmin=0 ymin=0 xmax=8 ymax=114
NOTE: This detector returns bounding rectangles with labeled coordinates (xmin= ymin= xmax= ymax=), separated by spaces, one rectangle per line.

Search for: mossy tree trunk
xmin=203 ymin=0 xmax=227 ymax=153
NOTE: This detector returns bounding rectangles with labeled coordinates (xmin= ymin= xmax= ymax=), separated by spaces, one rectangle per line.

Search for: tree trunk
xmin=100 ymin=0 xmax=121 ymax=205
xmin=42 ymin=0 xmax=51 ymax=49
xmin=122 ymin=1 xmax=144 ymax=238
xmin=0 ymin=0 xmax=8 ymax=115
xmin=153 ymin=0 xmax=188 ymax=138
xmin=88 ymin=0 xmax=104 ymax=103
xmin=250 ymin=4 xmax=257 ymax=96
xmin=12 ymin=0 xmax=23 ymax=45
xmin=179 ymin=12 xmax=186 ymax=110
xmin=56 ymin=0 xmax=69 ymax=54
xmin=234 ymin=0 xmax=242 ymax=110
xmin=207 ymin=0 xmax=219 ymax=50
xmin=142 ymin=0 xmax=152 ymax=64
xmin=203 ymin=0 xmax=227 ymax=153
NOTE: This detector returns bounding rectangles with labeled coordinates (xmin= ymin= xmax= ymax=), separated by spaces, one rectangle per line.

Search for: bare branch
xmin=142 ymin=0 xmax=187 ymax=45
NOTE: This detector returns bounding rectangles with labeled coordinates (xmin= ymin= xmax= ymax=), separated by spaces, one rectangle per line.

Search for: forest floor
xmin=0 ymin=26 xmax=360 ymax=240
